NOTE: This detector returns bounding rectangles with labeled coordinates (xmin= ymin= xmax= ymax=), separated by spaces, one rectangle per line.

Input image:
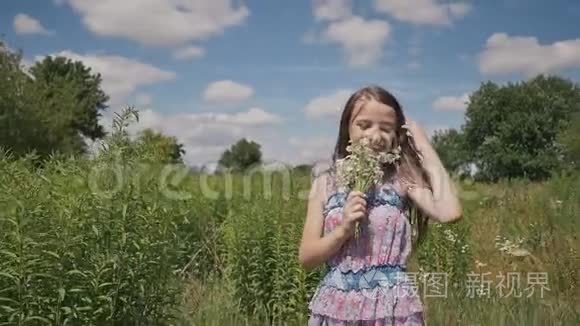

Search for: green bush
xmin=0 ymin=110 xmax=204 ymax=325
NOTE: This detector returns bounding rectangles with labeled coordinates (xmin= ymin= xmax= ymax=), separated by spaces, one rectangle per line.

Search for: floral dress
xmin=308 ymin=171 xmax=425 ymax=325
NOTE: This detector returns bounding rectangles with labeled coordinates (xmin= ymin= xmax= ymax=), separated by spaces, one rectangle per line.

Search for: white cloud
xmin=36 ymin=51 xmax=176 ymax=107
xmin=304 ymin=89 xmax=353 ymax=120
xmin=61 ymin=0 xmax=249 ymax=47
xmin=433 ymin=93 xmax=470 ymax=111
xmin=449 ymin=3 xmax=471 ymax=17
xmin=322 ymin=16 xmax=391 ymax=67
xmin=13 ymin=14 xmax=53 ymax=35
xmin=135 ymin=93 xmax=153 ymax=107
xmin=478 ymin=33 xmax=580 ymax=76
xmin=203 ymin=80 xmax=254 ymax=105
xmin=373 ymin=0 xmax=471 ymax=26
xmin=172 ymin=46 xmax=205 ymax=61
xmin=144 ymin=108 xmax=282 ymax=128
xmin=308 ymin=1 xmax=390 ymax=67
xmin=289 ymin=135 xmax=335 ymax=164
xmin=313 ymin=0 xmax=352 ymax=21
xmin=129 ymin=110 xmax=241 ymax=166
xmin=119 ymin=107 xmax=283 ymax=166
xmin=98 ymin=106 xmax=332 ymax=167
xmin=211 ymin=107 xmax=283 ymax=126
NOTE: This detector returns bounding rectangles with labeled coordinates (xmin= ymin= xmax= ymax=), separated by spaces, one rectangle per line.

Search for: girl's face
xmin=349 ymin=98 xmax=398 ymax=153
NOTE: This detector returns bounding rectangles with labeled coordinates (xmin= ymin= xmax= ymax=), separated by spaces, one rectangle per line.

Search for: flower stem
xmin=353 ymin=179 xmax=367 ymax=240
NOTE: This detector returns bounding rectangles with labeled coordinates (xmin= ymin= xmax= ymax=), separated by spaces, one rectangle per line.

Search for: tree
xmin=293 ymin=164 xmax=313 ymax=175
xmin=29 ymin=55 xmax=109 ymax=142
xmin=557 ymin=112 xmax=580 ymax=170
xmin=0 ymin=42 xmax=56 ymax=158
xmin=462 ymin=75 xmax=580 ymax=181
xmin=431 ymin=128 xmax=470 ymax=176
xmin=218 ymin=138 xmax=262 ymax=171
xmin=0 ymin=43 xmax=110 ymax=159
xmin=136 ymin=128 xmax=186 ymax=164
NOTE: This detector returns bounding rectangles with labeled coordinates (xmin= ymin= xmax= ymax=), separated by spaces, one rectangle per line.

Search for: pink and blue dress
xmin=308 ymin=171 xmax=426 ymax=325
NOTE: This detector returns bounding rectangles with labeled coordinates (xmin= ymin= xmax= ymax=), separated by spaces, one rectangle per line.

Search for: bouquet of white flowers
xmin=335 ymin=137 xmax=401 ymax=239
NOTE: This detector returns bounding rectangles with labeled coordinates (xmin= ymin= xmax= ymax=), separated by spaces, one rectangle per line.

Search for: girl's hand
xmin=402 ymin=118 xmax=429 ymax=162
xmin=340 ymin=191 xmax=368 ymax=237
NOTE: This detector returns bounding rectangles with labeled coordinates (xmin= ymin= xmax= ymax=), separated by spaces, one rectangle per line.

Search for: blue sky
xmin=2 ymin=0 xmax=580 ymax=167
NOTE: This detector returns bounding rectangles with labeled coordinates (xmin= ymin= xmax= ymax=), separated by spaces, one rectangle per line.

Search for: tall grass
xmin=1 ymin=108 xmax=578 ymax=324
xmin=0 ymin=109 xmax=216 ymax=325
xmin=179 ymin=171 xmax=579 ymax=325
xmin=419 ymin=173 xmax=580 ymax=325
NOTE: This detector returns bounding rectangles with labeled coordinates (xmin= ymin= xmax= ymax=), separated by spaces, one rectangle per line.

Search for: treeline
xmin=432 ymin=75 xmax=580 ymax=182
xmin=0 ymin=42 xmax=184 ymax=164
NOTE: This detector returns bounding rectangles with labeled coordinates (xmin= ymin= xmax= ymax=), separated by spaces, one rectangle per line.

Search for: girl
xmin=299 ymin=85 xmax=462 ymax=325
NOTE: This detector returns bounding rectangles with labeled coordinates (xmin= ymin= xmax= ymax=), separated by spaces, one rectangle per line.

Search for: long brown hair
xmin=330 ymin=85 xmax=430 ymax=247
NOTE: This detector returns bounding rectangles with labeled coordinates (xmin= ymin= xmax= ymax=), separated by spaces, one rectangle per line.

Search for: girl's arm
xmin=404 ymin=120 xmax=463 ymax=223
xmin=298 ymin=173 xmax=350 ymax=272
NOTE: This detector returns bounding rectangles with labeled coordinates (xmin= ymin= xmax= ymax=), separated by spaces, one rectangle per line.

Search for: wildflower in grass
xmin=495 ymin=235 xmax=529 ymax=256
xmin=443 ymin=229 xmax=458 ymax=243
xmin=335 ymin=137 xmax=401 ymax=239
xmin=475 ymin=259 xmax=488 ymax=268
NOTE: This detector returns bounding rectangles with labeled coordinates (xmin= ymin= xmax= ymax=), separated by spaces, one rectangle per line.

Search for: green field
xmin=1 ymin=146 xmax=578 ymax=325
